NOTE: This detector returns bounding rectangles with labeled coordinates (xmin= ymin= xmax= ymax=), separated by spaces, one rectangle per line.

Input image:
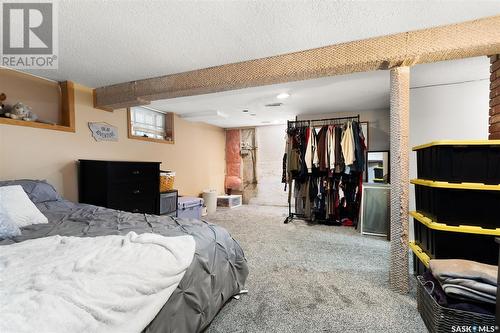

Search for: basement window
xmin=128 ymin=107 xmax=174 ymax=143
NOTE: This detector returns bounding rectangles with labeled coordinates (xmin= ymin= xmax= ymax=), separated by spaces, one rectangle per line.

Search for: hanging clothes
xmin=334 ymin=126 xmax=345 ymax=173
xmin=351 ymin=121 xmax=366 ymax=172
xmin=282 ymin=134 xmax=289 ymax=186
xmin=311 ymin=127 xmax=319 ymax=169
xmin=341 ymin=121 xmax=356 ymax=166
xmin=297 ymin=127 xmax=309 ymax=179
xmin=315 ymin=126 xmax=327 ymax=171
xmin=327 ymin=125 xmax=335 ymax=171
xmin=304 ymin=126 xmax=313 ymax=171
xmin=285 ymin=128 xmax=300 ymax=173
xmin=283 ymin=117 xmax=366 ymax=225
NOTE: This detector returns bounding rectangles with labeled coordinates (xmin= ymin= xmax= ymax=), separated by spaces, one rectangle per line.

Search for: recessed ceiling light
xmin=276 ymin=92 xmax=290 ymax=99
xmin=265 ymin=102 xmax=283 ymax=107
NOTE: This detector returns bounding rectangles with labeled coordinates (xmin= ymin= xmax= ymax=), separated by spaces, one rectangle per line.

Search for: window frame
xmin=127 ymin=107 xmax=174 ymax=144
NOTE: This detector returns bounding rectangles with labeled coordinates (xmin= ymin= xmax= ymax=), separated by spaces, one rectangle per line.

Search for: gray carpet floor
xmin=204 ymin=204 xmax=426 ymax=333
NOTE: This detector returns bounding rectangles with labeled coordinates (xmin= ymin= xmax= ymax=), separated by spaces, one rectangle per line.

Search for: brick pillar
xmin=490 ymin=55 xmax=500 ymax=139
xmin=389 ymin=66 xmax=410 ymax=294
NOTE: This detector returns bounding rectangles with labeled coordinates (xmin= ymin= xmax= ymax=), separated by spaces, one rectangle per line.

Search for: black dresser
xmin=79 ymin=160 xmax=161 ymax=214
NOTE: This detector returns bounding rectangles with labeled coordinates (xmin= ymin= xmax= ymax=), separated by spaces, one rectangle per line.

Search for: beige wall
xmin=0 ymin=84 xmax=226 ymax=202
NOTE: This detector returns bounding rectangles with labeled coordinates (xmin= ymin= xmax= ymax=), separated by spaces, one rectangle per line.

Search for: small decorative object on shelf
xmin=0 ymin=93 xmax=6 ymax=116
xmin=4 ymin=102 xmax=38 ymax=122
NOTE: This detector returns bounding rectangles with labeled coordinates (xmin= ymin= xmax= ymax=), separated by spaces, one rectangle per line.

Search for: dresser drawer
xmin=108 ymin=163 xmax=158 ymax=183
xmin=108 ymin=181 xmax=157 ymax=198
xmin=108 ymin=199 xmax=156 ymax=214
xmin=108 ymin=192 xmax=156 ymax=207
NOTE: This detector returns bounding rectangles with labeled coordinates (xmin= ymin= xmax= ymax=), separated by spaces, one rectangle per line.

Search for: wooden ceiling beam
xmin=94 ymin=15 xmax=500 ymax=111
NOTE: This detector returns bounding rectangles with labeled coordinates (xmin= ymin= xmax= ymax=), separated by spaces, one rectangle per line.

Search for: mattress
xmin=0 ymin=190 xmax=248 ymax=333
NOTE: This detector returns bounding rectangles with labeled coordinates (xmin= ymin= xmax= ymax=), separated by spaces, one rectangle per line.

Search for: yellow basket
xmin=160 ymin=172 xmax=175 ymax=192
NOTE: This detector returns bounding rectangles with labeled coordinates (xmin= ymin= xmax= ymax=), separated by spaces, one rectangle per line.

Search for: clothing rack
xmin=286 ymin=115 xmax=360 ymax=128
xmin=284 ymin=115 xmax=361 ymax=224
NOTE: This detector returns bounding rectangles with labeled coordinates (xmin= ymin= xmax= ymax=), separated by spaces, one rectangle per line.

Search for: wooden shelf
xmin=0 ymin=117 xmax=74 ymax=132
xmin=0 ymin=68 xmax=75 ymax=132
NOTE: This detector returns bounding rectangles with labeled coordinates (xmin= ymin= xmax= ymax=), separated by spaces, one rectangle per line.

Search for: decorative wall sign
xmin=88 ymin=122 xmax=118 ymax=141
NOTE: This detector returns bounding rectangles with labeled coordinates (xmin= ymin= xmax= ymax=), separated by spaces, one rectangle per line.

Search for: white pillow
xmin=0 ymin=203 xmax=21 ymax=238
xmin=0 ymin=185 xmax=48 ymax=227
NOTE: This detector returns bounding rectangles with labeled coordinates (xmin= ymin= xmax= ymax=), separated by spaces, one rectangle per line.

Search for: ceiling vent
xmin=264 ymin=102 xmax=283 ymax=107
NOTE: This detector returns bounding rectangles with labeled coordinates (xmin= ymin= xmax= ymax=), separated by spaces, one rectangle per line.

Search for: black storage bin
xmin=412 ymin=252 xmax=428 ymax=276
xmin=412 ymin=217 xmax=498 ymax=265
xmin=413 ymin=180 xmax=500 ymax=228
xmin=414 ymin=141 xmax=500 ymax=184
xmin=416 ymin=276 xmax=495 ymax=333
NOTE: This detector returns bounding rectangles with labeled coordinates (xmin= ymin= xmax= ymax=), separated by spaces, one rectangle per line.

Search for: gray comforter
xmin=0 ymin=180 xmax=248 ymax=333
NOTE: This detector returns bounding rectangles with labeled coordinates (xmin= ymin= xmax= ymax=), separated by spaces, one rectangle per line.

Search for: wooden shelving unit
xmin=0 ymin=69 xmax=75 ymax=133
xmin=0 ymin=117 xmax=74 ymax=132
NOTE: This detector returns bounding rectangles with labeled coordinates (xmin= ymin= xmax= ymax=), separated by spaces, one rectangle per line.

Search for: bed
xmin=0 ymin=180 xmax=249 ymax=333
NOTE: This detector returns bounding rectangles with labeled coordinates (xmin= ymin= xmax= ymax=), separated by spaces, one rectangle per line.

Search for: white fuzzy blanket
xmin=0 ymin=232 xmax=195 ymax=333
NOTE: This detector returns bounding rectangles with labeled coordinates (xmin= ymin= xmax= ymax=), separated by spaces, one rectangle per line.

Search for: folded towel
xmin=442 ymin=284 xmax=496 ymax=304
xmin=430 ymin=259 xmax=497 ymax=286
xmin=429 ymin=259 xmax=498 ymax=304
xmin=422 ymin=271 xmax=495 ymax=315
xmin=443 ymin=277 xmax=497 ymax=297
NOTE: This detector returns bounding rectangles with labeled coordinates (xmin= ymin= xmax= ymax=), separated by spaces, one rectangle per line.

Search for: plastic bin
xmin=217 ymin=195 xmax=242 ymax=209
xmin=412 ymin=179 xmax=500 ymax=228
xmin=159 ymin=190 xmax=177 ymax=216
xmin=416 ymin=275 xmax=495 ymax=333
xmin=413 ymin=140 xmax=500 ymax=184
xmin=411 ymin=212 xmax=499 ymax=265
xmin=177 ymin=197 xmax=203 ymax=220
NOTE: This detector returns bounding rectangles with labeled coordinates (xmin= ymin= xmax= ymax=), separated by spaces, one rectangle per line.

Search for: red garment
xmin=341 ymin=218 xmax=353 ymax=226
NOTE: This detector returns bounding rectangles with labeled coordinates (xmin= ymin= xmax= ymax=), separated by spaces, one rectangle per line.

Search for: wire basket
xmin=416 ymin=275 xmax=495 ymax=333
xmin=160 ymin=172 xmax=175 ymax=192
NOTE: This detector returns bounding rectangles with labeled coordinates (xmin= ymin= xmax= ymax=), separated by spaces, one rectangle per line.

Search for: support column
xmin=389 ymin=66 xmax=410 ymax=293
xmin=490 ymin=55 xmax=500 ymax=139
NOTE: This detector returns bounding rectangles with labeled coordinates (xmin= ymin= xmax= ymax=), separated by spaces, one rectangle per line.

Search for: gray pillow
xmin=0 ymin=179 xmax=62 ymax=203
xmin=0 ymin=204 xmax=21 ymax=239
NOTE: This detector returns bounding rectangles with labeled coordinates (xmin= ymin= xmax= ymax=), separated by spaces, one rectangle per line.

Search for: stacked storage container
xmin=410 ymin=140 xmax=500 ymax=275
xmin=411 ymin=141 xmax=500 ymax=332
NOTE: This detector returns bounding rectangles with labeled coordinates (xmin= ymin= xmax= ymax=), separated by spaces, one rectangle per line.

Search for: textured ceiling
xmin=25 ymin=0 xmax=500 ymax=88
xmin=149 ymin=57 xmax=490 ymax=128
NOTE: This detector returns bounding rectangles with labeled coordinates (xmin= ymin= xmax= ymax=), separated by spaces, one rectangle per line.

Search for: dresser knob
xmin=132 ymin=170 xmax=140 ymax=175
